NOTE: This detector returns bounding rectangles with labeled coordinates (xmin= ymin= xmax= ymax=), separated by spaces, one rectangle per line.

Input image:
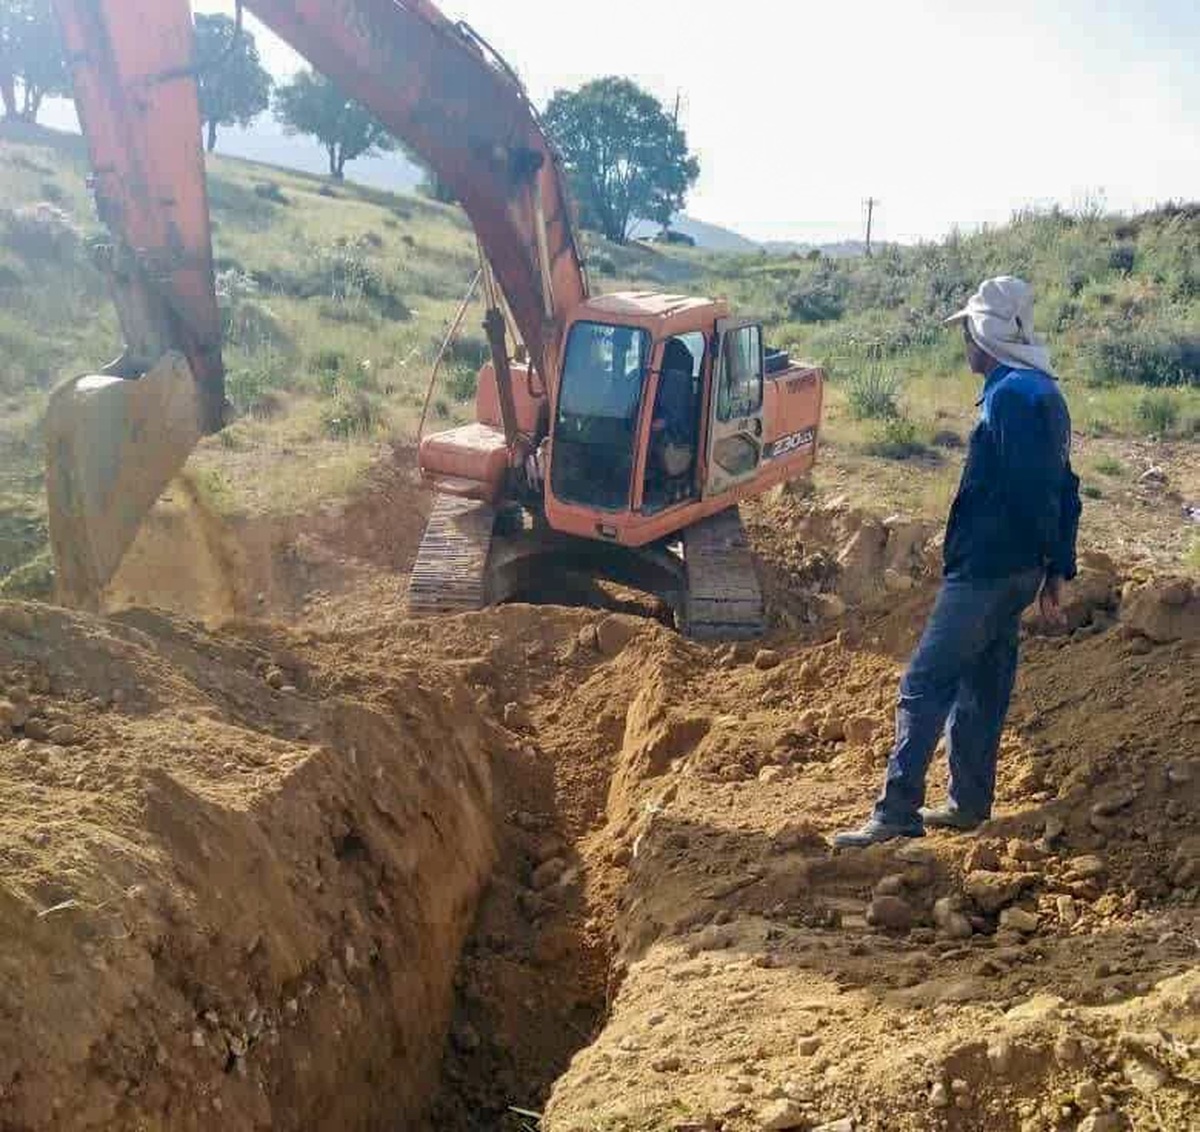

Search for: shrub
xmin=1086 ymin=329 xmax=1200 ymax=387
xmin=846 ymin=367 xmax=902 ymax=420
xmin=226 ymin=359 xmax=288 ymax=418
xmin=315 ymin=358 xmax=375 ymax=398
xmin=863 ymin=416 xmax=930 ymax=460
xmin=227 ymin=300 xmax=292 ymax=354
xmin=1 ymin=204 xmax=81 ymax=262
xmin=787 ymin=268 xmax=846 ymax=322
xmin=444 ymin=366 xmax=479 ymax=403
xmin=0 ymin=549 xmax=54 ymax=599
xmin=1093 ymin=455 xmax=1127 ymax=477
xmin=1107 ymin=243 xmax=1136 ymax=275
xmin=317 ymin=298 xmax=378 ymax=325
xmin=592 ymin=253 xmax=617 ymax=277
xmin=253 ymin=181 xmax=290 ymax=205
xmin=443 ymin=333 xmax=489 ymax=370
xmin=310 ymin=347 xmax=349 ymax=376
xmin=321 ymin=388 xmax=385 ymax=439
xmin=1082 ymin=483 xmax=1103 ymax=500
xmin=1134 ymin=392 xmax=1179 ymax=436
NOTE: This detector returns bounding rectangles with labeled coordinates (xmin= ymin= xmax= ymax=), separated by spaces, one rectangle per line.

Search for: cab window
xmin=716 ymin=325 xmax=763 ymax=421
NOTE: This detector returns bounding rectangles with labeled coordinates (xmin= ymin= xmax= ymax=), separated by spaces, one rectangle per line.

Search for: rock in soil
xmin=964 ymin=870 xmax=1034 ymax=913
xmin=999 ymin=907 xmax=1040 ymax=934
xmin=866 ymin=895 xmax=913 ymax=931
xmin=760 ymin=1099 xmax=808 ymax=1130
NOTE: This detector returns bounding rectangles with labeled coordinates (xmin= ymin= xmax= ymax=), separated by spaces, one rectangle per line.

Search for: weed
xmin=253 ymin=181 xmax=290 ymax=205
xmin=1082 ymin=483 xmax=1103 ymax=499
xmin=2 ymin=203 xmax=81 ymax=262
xmin=1186 ymin=535 xmax=1200 ymax=574
xmin=189 ymin=467 xmax=236 ymax=513
xmin=864 ymin=416 xmax=930 ymax=460
xmin=0 ymin=548 xmax=53 ymax=598
xmin=1086 ymin=329 xmax=1200 ymax=388
xmin=321 ymin=388 xmax=385 ymax=439
xmin=787 ymin=266 xmax=846 ymax=322
xmin=1093 ymin=455 xmax=1127 ymax=477
xmin=315 ymin=358 xmax=376 ymax=399
xmin=310 ymin=348 xmax=349 ymax=376
xmin=1135 ymin=392 xmax=1180 ymax=436
xmin=1107 ymin=243 xmax=1136 ymax=275
xmin=226 ymin=357 xmax=289 ymax=418
xmin=443 ymin=333 xmax=488 ymax=371
xmin=846 ymin=367 xmax=902 ymax=420
xmin=444 ymin=367 xmax=479 ymax=403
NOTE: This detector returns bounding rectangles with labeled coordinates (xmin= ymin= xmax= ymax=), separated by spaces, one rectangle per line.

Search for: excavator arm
xmin=46 ymin=0 xmax=588 ymax=607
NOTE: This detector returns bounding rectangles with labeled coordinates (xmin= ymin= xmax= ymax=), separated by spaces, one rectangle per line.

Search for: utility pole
xmin=864 ymin=197 xmax=879 ymax=257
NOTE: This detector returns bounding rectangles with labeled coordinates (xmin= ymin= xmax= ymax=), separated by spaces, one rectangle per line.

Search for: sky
xmin=137 ymin=2 xmax=1200 ymax=243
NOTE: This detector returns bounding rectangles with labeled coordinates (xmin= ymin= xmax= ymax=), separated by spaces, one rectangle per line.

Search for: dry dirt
xmin=0 ymin=451 xmax=1196 ymax=1132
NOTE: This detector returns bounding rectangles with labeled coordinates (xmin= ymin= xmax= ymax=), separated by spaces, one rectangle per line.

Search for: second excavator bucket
xmin=45 ymin=352 xmax=203 ymax=610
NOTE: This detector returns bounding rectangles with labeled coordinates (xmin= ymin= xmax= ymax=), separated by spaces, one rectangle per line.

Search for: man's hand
xmin=1039 ymin=574 xmax=1066 ymax=627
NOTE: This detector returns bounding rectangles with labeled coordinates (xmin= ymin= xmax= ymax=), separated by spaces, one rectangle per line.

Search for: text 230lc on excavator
xmin=45 ymin=0 xmax=824 ymax=638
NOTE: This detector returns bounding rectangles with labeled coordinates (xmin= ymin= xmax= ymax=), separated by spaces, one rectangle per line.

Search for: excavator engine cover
xmin=45 ymin=353 xmax=202 ymax=609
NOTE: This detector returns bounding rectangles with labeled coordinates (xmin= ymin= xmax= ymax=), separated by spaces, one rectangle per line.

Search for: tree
xmin=274 ymin=70 xmax=396 ymax=180
xmin=193 ymin=13 xmax=272 ymax=153
xmin=543 ymin=77 xmax=699 ymax=245
xmin=0 ymin=0 xmax=69 ymax=123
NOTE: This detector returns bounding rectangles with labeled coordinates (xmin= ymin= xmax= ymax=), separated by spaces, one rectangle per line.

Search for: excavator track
xmin=680 ymin=506 xmax=766 ymax=640
xmin=406 ymin=494 xmax=497 ymax=617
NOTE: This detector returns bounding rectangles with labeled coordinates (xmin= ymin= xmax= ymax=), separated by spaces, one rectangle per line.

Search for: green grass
xmin=1092 ymin=455 xmax=1128 ymax=477
xmin=1186 ymin=536 xmax=1200 ymax=575
xmin=0 ymin=125 xmax=1197 ymax=589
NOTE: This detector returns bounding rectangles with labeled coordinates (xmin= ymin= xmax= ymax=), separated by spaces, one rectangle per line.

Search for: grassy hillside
xmin=1 ymin=126 xmax=1196 ymax=596
xmin=0 ymin=126 xmax=695 ymax=594
xmin=692 ymin=204 xmax=1199 ymax=545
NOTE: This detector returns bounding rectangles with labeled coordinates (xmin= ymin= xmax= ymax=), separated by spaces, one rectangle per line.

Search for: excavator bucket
xmin=45 ymin=0 xmax=225 ymax=607
xmin=45 ymin=354 xmax=202 ymax=609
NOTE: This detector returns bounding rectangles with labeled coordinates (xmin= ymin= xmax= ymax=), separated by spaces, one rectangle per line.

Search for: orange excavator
xmin=45 ymin=0 xmax=823 ymax=638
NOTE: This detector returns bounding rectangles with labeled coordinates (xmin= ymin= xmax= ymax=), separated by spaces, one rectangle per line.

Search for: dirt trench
xmin=0 ymin=601 xmax=498 ymax=1129
xmin=3 ymin=452 xmax=1197 ymax=1130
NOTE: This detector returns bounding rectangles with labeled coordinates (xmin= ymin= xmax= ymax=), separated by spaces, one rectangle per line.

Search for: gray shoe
xmin=833 ymin=818 xmax=924 ymax=850
xmin=920 ymin=805 xmax=985 ymax=832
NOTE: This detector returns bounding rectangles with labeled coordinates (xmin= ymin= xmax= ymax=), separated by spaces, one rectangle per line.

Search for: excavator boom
xmin=46 ymin=0 xmax=588 ymax=606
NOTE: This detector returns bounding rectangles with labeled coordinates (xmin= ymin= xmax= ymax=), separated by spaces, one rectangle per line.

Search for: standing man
xmin=835 ymin=277 xmax=1081 ymax=848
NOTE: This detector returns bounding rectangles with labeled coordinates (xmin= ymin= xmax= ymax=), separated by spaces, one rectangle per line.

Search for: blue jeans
xmin=873 ymin=569 xmax=1044 ymax=829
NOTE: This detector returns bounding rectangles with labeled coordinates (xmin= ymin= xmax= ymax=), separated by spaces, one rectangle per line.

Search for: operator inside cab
xmin=644 ymin=335 xmax=702 ymax=510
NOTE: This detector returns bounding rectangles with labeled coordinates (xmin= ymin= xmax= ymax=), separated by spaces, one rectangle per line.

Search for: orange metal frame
xmin=543 ymin=302 xmax=823 ymax=547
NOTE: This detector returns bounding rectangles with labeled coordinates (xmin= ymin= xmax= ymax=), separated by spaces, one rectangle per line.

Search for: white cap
xmin=945 ymin=276 xmax=1055 ymax=376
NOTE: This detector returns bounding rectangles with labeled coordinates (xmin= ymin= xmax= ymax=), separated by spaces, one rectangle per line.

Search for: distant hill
xmin=763 ymin=239 xmax=875 ymax=259
xmin=38 ymin=98 xmax=426 ymax=195
xmin=36 ymin=99 xmax=869 ymax=256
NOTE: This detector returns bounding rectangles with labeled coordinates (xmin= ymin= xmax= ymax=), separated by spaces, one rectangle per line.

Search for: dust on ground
xmin=0 ymin=453 xmax=1197 ymax=1132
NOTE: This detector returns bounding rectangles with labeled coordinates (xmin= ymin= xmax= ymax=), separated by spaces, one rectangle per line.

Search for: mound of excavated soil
xmin=2 ymin=476 xmax=1197 ymax=1132
xmin=540 ymin=577 xmax=1199 ymax=1132
xmin=0 ymin=600 xmax=494 ymax=1130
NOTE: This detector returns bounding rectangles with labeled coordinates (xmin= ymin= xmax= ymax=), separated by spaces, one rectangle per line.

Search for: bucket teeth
xmin=406 ymin=495 xmax=496 ymax=616
xmin=681 ymin=506 xmax=765 ymax=640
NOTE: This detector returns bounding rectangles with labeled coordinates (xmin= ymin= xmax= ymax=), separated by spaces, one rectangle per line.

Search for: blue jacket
xmin=943 ymin=365 xmax=1081 ymax=581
